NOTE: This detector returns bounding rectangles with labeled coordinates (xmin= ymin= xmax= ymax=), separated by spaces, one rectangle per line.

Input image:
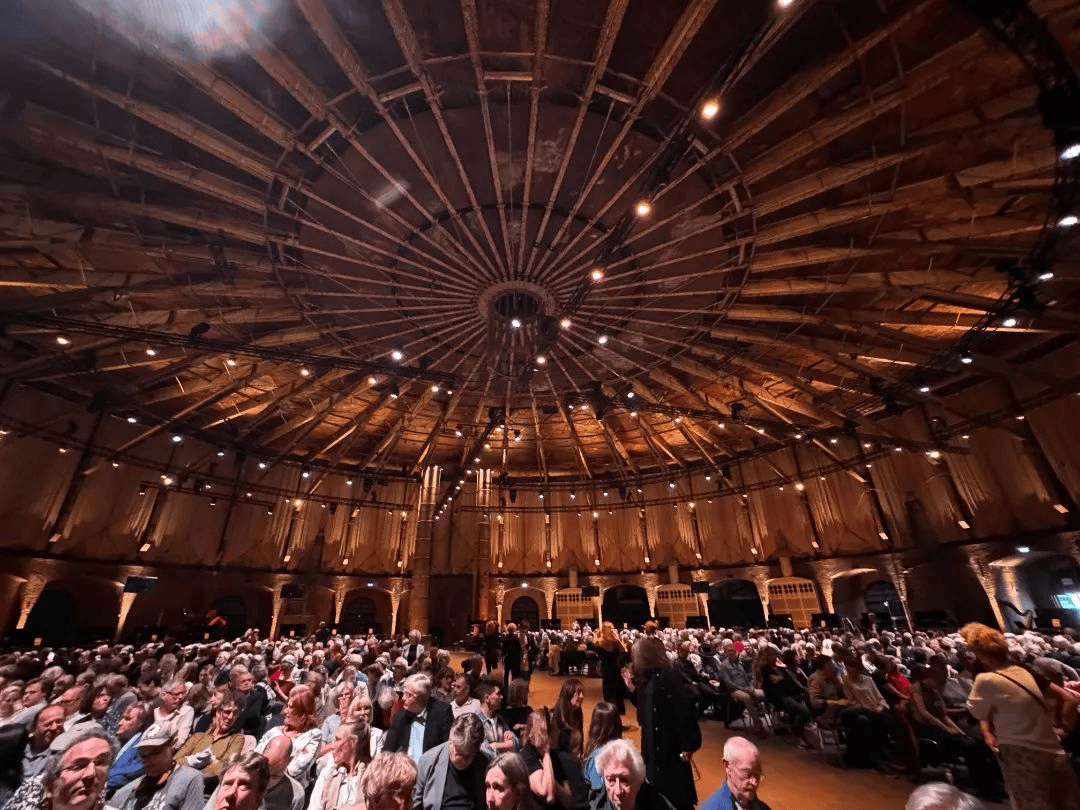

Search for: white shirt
xmin=967 ymin=665 xmax=1061 ymax=753
xmin=155 ymin=704 xmax=195 ymax=746
xmin=450 ymin=697 xmax=481 ymax=718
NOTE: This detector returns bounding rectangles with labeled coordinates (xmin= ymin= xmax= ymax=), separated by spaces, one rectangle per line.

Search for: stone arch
xmin=906 ymin=553 xmax=996 ymax=629
xmin=708 ymin=578 xmax=765 ymax=628
xmin=509 ymin=595 xmax=541 ymax=628
xmin=24 ymin=577 xmax=119 ymax=645
xmin=209 ymin=595 xmax=248 ymax=637
xmin=765 ymin=577 xmax=821 ymax=630
xmin=501 ymin=586 xmax=548 ymax=627
xmin=339 ymin=587 xmax=393 ymax=636
xmin=863 ymin=580 xmax=904 ymax=628
xmin=602 ymin=583 xmax=651 ymax=630
xmin=829 ymin=568 xmax=884 ymax=620
xmin=990 ymin=551 xmax=1080 ymax=630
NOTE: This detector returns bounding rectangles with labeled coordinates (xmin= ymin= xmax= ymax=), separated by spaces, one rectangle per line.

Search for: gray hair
xmin=448 ymin=713 xmax=484 ymax=757
xmin=42 ymin=727 xmax=118 ymax=788
xmin=220 ymin=752 xmax=271 ymax=795
xmin=402 ymin=673 xmax=432 ymax=699
xmin=722 ymin=736 xmax=759 ymax=766
xmin=595 ymin=739 xmax=645 ymax=784
xmin=905 ymin=783 xmax=985 ymax=810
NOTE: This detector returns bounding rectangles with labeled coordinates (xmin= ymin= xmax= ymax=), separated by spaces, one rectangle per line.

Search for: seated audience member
xmin=717 ymin=642 xmax=765 ymax=735
xmin=381 ymin=674 xmax=453 ymax=761
xmin=450 ymin=674 xmax=481 ymax=719
xmin=500 ymin=679 xmax=533 ymax=738
xmin=836 ymin=649 xmax=899 ymax=770
xmin=583 ymin=703 xmax=623 ymax=797
xmin=260 ymin=735 xmax=302 ymax=810
xmin=255 ymin=686 xmax=322 ymax=790
xmin=700 ymin=736 xmax=769 ymax=810
xmin=755 ymin=645 xmax=812 ymax=747
xmin=347 ymin=694 xmax=384 ymax=757
xmin=433 ymin=668 xmax=456 ymax=704
xmin=591 ymin=739 xmax=673 ymax=810
xmin=213 ymin=752 xmax=271 ymax=810
xmin=110 ymin=724 xmax=203 ymax=810
xmin=107 ymin=702 xmax=153 ymax=797
xmin=11 ymin=679 xmax=51 ymax=728
xmin=413 ymin=713 xmax=488 ymax=810
xmin=519 ymin=709 xmax=570 ymax=810
xmin=0 ymin=686 xmax=23 ymax=725
xmin=172 ymin=691 xmax=244 ymax=787
xmin=153 ymin=680 xmax=195 ymax=747
xmin=904 ymin=782 xmax=985 ymax=810
xmin=229 ymin=667 xmax=268 ymax=739
xmin=70 ymin=685 xmax=110 ymax=730
xmin=22 ymin=705 xmax=65 ymax=781
xmin=2 ymin=726 xmax=115 ymax=810
xmin=0 ymin=723 xmax=27 ymax=808
xmin=476 ymin=681 xmax=518 ymax=759
xmin=672 ymin=643 xmax=721 ymax=714
xmin=360 ymin=752 xmax=418 ymax=810
xmin=318 ymin=682 xmax=357 ymax=757
xmin=485 ymin=752 xmax=535 ymax=810
xmin=308 ymin=719 xmax=374 ymax=810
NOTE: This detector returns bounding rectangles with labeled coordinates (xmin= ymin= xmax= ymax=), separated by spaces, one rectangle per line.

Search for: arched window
xmin=510 ymin=595 xmax=540 ymax=628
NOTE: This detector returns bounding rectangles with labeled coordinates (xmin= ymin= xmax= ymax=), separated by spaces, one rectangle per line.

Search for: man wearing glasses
xmin=153 ymin=680 xmax=194 ymax=747
xmin=699 ymin=736 xmax=771 ymax=810
xmin=172 ymin=693 xmax=245 ymax=790
xmin=382 ymin=674 xmax=453 ymax=762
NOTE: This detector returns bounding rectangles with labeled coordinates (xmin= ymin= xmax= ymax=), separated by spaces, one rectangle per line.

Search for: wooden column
xmin=474 ymin=468 xmax=493 ymax=620
xmin=408 ymin=465 xmax=441 ymax=634
xmin=44 ymin=397 xmax=108 ymax=549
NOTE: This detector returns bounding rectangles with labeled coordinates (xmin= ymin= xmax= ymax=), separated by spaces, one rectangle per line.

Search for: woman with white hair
xmin=905 ymin=782 xmax=984 ymax=810
xmin=593 ymin=739 xmax=673 ymax=810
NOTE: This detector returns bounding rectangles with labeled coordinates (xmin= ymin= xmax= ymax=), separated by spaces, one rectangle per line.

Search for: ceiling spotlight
xmin=630 ymin=410 xmax=637 ymax=417
xmin=162 ymin=476 xmax=174 ymax=487
xmin=127 ymin=416 xmax=137 ymax=424
xmin=590 ymin=268 xmax=604 ymax=282
xmin=514 ymin=430 xmax=522 ymax=442
xmin=300 ymin=367 xmax=311 ymax=377
xmin=58 ymin=445 xmax=68 ymax=454
xmin=455 ymin=428 xmax=463 ymax=437
xmin=431 ymin=385 xmax=440 ymax=393
xmin=1038 ymin=271 xmax=1055 ymax=281
xmin=511 ymin=318 xmax=522 ymax=329
xmin=111 ymin=460 xmax=120 ymax=469
xmin=598 ymin=334 xmax=609 ymax=345
xmin=210 ymin=497 xmax=218 ymax=507
xmin=1002 ymin=317 xmax=1018 ymax=328
xmin=669 ymin=481 xmax=676 ymax=489
xmin=960 ymin=352 xmax=973 ymax=365
xmin=484 ymin=442 xmax=491 ymax=450
xmin=145 ymin=347 xmax=157 ymax=357
xmin=829 ymin=438 xmax=838 ymax=445
xmin=390 ymin=349 xmax=404 ymax=361
xmin=626 ymin=390 xmax=635 ymax=399
xmin=1017 ymin=545 xmax=1030 ymax=553
xmin=559 ymin=318 xmax=572 ymax=329
xmin=795 ymin=482 xmax=805 ymax=491
xmin=793 ymin=432 xmax=802 ymax=439
xmin=569 ymin=491 xmax=576 ymax=499
xmin=171 ymin=434 xmax=183 ymax=443
xmin=1063 ymin=144 xmax=1080 ymax=160
xmin=536 ymin=355 xmax=546 ymax=365
xmin=700 ymin=98 xmax=720 ymax=120
xmin=961 ymin=434 xmax=970 ymax=440
xmin=368 ymin=376 xmax=378 ymax=386
xmin=301 ymin=468 xmax=310 ymax=479
xmin=217 ymin=446 xmax=226 ymax=457
xmin=56 ymin=335 xmax=70 ymax=346
xmin=389 ymin=385 xmax=400 ymax=399
xmin=346 ymin=478 xmax=353 ymax=486
xmin=603 ymin=490 xmax=609 ymax=497
xmin=1059 ymin=215 xmax=1078 ymax=228
xmin=634 ymin=200 xmax=652 ymax=218
xmin=258 ymin=461 xmax=267 ymax=470
xmin=226 ymin=358 xmax=237 ymax=367
xmin=777 ymin=0 xmax=795 ymax=8
xmin=919 ymin=385 xmax=931 ymax=393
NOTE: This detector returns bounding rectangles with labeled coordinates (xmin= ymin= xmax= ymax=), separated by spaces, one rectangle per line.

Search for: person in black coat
xmin=502 ymin=622 xmax=535 ymax=691
xmin=483 ymin=621 xmax=502 ymax=676
xmin=622 ymin=637 xmax=701 ymax=810
xmin=588 ymin=623 xmax=628 ymax=715
xmin=381 ymin=673 xmax=454 ymax=759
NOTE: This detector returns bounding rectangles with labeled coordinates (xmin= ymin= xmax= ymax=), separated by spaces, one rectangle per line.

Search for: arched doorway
xmin=602 ymin=584 xmax=650 ymax=630
xmin=210 ymin=596 xmax=247 ymax=638
xmin=864 ymin=580 xmax=904 ymax=630
xmin=340 ymin=596 xmax=380 ymax=635
xmin=707 ymin=579 xmax=765 ymax=628
xmin=24 ymin=579 xmax=118 ymax=645
xmin=510 ymin=595 xmax=540 ymax=628
xmin=24 ymin=587 xmax=75 ymax=645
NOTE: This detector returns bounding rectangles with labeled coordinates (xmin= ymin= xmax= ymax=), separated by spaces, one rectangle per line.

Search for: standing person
xmin=699 ymin=736 xmax=770 ymax=810
xmin=961 ymin=622 xmax=1080 ymax=810
xmin=589 ymin=624 xmax=628 ymax=715
xmin=110 ymin=724 xmax=204 ymax=810
xmin=502 ymin=626 xmax=523 ymax=692
xmin=621 ymin=637 xmax=700 ymax=810
xmin=484 ymin=623 xmax=502 ymax=678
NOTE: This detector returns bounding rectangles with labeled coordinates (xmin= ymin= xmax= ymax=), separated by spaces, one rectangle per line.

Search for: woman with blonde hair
xmin=961 ymin=622 xmax=1080 ymax=810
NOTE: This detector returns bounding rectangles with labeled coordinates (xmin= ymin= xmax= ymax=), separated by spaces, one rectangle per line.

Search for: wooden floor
xmin=490 ymin=661 xmax=1008 ymax=810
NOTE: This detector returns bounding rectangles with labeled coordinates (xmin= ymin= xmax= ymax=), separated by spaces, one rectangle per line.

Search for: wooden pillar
xmin=965 ymin=549 xmax=1007 ymax=631
xmin=407 ymin=465 xmax=441 ymax=634
xmin=474 ymin=468 xmax=493 ymax=620
xmin=15 ymin=573 xmax=49 ymax=630
xmin=44 ymin=399 xmax=108 ymax=549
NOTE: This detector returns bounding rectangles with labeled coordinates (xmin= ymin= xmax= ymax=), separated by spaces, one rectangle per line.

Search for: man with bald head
xmin=699 ymin=736 xmax=771 ymax=810
xmin=261 ymin=733 xmax=303 ymax=810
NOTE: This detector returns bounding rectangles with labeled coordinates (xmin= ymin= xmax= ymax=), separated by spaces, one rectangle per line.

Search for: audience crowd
xmin=0 ymin=616 xmax=1077 ymax=810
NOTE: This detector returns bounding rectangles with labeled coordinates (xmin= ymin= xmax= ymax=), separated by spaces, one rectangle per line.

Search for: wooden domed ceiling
xmin=0 ymin=0 xmax=1078 ymax=491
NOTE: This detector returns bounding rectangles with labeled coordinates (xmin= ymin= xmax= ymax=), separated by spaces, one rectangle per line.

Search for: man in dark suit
xmin=501 ymin=622 xmax=534 ymax=691
xmin=381 ymin=673 xmax=453 ymax=761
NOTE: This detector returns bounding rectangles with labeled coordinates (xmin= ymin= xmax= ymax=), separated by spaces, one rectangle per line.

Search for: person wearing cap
xmin=109 ymin=723 xmax=203 ymax=810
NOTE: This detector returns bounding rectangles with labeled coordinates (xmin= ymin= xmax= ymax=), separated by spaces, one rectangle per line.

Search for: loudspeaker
xmin=811 ymin=612 xmax=841 ymax=629
xmin=540 ymin=619 xmax=562 ymax=630
xmin=690 ymin=581 xmax=710 ymax=594
xmin=767 ymin=614 xmax=794 ymax=629
xmin=580 ymin=585 xmax=600 ymax=597
xmin=123 ymin=575 xmax=158 ymax=594
xmin=280 ymin=584 xmax=305 ymax=599
xmin=685 ymin=615 xmax=709 ymax=629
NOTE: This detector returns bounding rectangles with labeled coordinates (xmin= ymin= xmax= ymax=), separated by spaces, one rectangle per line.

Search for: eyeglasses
xmin=729 ymin=768 xmax=764 ymax=784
